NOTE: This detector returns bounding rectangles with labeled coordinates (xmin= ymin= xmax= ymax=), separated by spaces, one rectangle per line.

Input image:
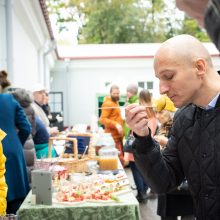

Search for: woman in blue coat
xmin=0 ymin=92 xmax=31 ymax=214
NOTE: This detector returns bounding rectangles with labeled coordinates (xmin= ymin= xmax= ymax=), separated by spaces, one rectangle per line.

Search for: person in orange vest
xmin=99 ymin=85 xmax=125 ymax=166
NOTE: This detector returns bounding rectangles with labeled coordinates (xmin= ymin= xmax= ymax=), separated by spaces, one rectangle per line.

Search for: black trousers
xmin=7 ymin=198 xmax=24 ymax=214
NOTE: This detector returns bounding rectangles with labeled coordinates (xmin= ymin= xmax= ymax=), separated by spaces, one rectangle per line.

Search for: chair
xmin=66 ymin=133 xmax=92 ymax=155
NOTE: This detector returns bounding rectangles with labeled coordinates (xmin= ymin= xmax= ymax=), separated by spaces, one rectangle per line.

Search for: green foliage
xmin=72 ymin=0 xmax=171 ymax=43
xmin=178 ymin=17 xmax=210 ymax=42
xmin=46 ymin=0 xmax=78 ymax=32
xmin=46 ymin=0 xmax=211 ymax=43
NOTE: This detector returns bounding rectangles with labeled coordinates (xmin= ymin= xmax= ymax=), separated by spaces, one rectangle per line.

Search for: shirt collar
xmin=205 ymin=93 xmax=220 ymax=110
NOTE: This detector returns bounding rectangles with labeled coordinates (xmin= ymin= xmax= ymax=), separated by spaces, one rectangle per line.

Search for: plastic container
xmin=95 ymin=133 xmax=115 ymax=147
xmin=98 ymin=146 xmax=118 ymax=170
xmin=94 ymin=133 xmax=115 ymax=155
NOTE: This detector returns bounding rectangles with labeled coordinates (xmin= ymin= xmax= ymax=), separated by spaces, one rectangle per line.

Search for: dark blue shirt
xmin=33 ymin=117 xmax=49 ymax=144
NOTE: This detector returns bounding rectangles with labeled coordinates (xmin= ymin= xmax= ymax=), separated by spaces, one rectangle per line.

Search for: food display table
xmin=18 ymin=134 xmax=140 ymax=219
xmin=17 ymin=189 xmax=140 ymax=220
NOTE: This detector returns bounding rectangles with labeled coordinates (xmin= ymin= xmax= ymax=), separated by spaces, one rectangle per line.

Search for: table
xmin=17 ymin=190 xmax=140 ymax=220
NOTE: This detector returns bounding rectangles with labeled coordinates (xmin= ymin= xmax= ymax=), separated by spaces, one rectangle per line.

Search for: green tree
xmin=46 ymin=0 xmax=210 ymax=43
xmin=46 ymin=0 xmax=78 ymax=32
xmin=71 ymin=0 xmax=171 ymax=43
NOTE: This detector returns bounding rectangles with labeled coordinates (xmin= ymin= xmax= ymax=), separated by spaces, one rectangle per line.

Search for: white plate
xmin=53 ymin=197 xmax=86 ymax=205
xmin=112 ymin=188 xmax=131 ymax=196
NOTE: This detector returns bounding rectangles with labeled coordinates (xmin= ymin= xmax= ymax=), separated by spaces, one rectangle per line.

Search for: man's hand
xmin=115 ymin=123 xmax=123 ymax=134
xmin=175 ymin=0 xmax=209 ymax=27
xmin=49 ymin=126 xmax=59 ymax=135
xmin=125 ymin=103 xmax=149 ymax=137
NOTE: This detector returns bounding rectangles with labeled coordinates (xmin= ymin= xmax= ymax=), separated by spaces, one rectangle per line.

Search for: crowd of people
xmin=0 ymin=70 xmax=61 ymax=214
xmin=99 ymin=1 xmax=220 ymax=219
xmin=99 ymin=83 xmax=195 ymax=219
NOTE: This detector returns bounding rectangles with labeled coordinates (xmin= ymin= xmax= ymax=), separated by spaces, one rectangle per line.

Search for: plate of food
xmin=53 ymin=192 xmax=86 ymax=205
xmin=53 ymin=197 xmax=86 ymax=205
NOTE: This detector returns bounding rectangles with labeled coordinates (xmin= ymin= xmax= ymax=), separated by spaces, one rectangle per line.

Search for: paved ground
xmin=125 ymin=167 xmax=160 ymax=220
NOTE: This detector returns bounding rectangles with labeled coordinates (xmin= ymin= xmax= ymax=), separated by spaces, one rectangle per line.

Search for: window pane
xmin=54 ymin=104 xmax=61 ymax=112
xmin=138 ymin=82 xmax=145 ymax=89
xmin=55 ymin=94 xmax=61 ymax=102
xmin=147 ymin=81 xmax=153 ymax=90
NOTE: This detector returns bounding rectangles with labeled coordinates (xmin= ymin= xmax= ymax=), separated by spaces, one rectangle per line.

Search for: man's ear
xmin=195 ymin=58 xmax=206 ymax=77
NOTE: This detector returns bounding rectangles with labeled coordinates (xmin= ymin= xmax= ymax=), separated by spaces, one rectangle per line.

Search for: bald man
xmin=175 ymin=0 xmax=220 ymax=51
xmin=125 ymin=34 xmax=220 ymax=219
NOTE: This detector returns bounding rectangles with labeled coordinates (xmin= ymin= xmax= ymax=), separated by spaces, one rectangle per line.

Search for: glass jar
xmin=98 ymin=146 xmax=118 ymax=170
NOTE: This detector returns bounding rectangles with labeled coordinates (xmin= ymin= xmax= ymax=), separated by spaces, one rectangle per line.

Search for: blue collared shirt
xmin=205 ymin=93 xmax=220 ymax=110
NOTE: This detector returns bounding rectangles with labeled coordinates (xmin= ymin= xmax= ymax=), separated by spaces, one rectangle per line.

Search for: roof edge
xmin=59 ymin=54 xmax=220 ymax=60
xmin=39 ymin=0 xmax=60 ymax=59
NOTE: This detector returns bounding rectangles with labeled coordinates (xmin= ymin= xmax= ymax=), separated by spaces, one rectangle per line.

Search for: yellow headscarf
xmin=154 ymin=95 xmax=176 ymax=112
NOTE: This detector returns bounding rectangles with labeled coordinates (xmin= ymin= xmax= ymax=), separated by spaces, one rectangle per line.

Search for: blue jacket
xmin=0 ymin=94 xmax=31 ymax=202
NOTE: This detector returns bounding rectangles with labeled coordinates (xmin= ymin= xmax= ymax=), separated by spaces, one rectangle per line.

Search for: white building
xmin=1 ymin=0 xmax=220 ymax=127
xmin=0 ymin=0 xmax=56 ymax=89
xmin=51 ymin=43 xmax=220 ymax=126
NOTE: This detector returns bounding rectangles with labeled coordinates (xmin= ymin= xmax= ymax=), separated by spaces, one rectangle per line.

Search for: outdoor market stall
xmin=17 ymin=133 xmax=140 ymax=220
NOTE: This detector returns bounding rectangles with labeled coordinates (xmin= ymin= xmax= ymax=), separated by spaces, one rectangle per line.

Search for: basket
xmin=47 ymin=137 xmax=89 ymax=173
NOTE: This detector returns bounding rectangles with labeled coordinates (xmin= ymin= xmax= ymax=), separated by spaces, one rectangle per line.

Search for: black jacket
xmin=133 ymin=96 xmax=220 ymax=220
xmin=156 ymin=119 xmax=193 ymax=217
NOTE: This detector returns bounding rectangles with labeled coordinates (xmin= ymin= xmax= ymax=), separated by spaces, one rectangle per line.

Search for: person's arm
xmin=0 ymin=131 xmax=7 ymax=216
xmin=176 ymin=0 xmax=209 ymax=26
xmin=204 ymin=0 xmax=220 ymax=50
xmin=133 ymin=130 xmax=183 ymax=193
xmin=13 ymin=97 xmax=31 ymax=145
xmin=126 ymin=104 xmax=184 ymax=193
xmin=0 ymin=155 xmax=7 ymax=216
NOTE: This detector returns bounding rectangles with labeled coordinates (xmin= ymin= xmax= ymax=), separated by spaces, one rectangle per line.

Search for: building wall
xmin=51 ymin=54 xmax=220 ymax=127
xmin=51 ymin=58 xmax=160 ymax=127
xmin=0 ymin=0 xmax=55 ymax=90
xmin=0 ymin=0 xmax=7 ymax=69
xmin=13 ymin=16 xmax=39 ymax=88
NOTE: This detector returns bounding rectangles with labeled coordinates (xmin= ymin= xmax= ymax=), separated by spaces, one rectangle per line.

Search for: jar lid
xmin=94 ymin=133 xmax=115 ymax=147
xmin=98 ymin=146 xmax=118 ymax=157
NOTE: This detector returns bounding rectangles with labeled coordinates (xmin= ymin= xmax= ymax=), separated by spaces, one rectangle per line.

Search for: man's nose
xmin=159 ymin=82 xmax=169 ymax=95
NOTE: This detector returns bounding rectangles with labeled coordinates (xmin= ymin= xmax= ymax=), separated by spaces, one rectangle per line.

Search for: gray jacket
xmin=12 ymin=89 xmax=36 ymax=183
